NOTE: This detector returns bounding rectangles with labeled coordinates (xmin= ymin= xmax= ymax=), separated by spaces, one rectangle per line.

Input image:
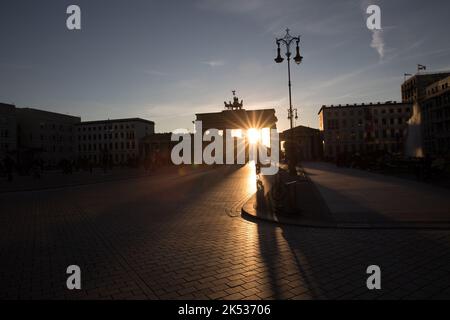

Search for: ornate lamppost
xmin=274 ymin=28 xmax=303 ymax=175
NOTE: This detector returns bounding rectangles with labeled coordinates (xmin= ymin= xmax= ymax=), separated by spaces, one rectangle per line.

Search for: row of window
xmin=39 ymin=123 xmax=74 ymax=132
xmin=78 ymin=132 xmax=135 ymax=141
xmin=326 ymin=107 xmax=410 ymax=118
xmin=424 ymin=93 xmax=450 ymax=107
xmin=327 ymin=128 xmax=406 ymax=141
xmin=78 ymin=141 xmax=136 ymax=152
xmin=427 ymin=82 xmax=450 ymax=95
xmin=326 ymin=117 xmax=408 ymax=130
xmin=39 ymin=146 xmax=73 ymax=153
xmin=37 ymin=135 xmax=73 ymax=142
xmin=81 ymin=153 xmax=137 ymax=163
xmin=78 ymin=123 xmax=149 ymax=132
xmin=28 ymin=133 xmax=73 ymax=141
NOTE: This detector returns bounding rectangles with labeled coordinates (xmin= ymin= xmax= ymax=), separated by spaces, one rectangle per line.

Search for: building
xmin=76 ymin=118 xmax=155 ymax=166
xmin=196 ymin=92 xmax=277 ymax=132
xmin=1 ymin=103 xmax=82 ymax=166
xmin=280 ymin=126 xmax=323 ymax=161
xmin=15 ymin=108 xmax=80 ymax=167
xmin=319 ymin=101 xmax=413 ymax=160
xmin=401 ymin=71 xmax=450 ymax=103
xmin=403 ymin=71 xmax=450 ymax=158
xmin=0 ymin=103 xmax=18 ymax=160
xmin=140 ymin=133 xmax=178 ymax=168
xmin=412 ymin=75 xmax=450 ymax=157
xmin=195 ymin=92 xmax=278 ymax=163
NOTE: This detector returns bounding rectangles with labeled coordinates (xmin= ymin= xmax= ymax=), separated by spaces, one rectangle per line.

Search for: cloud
xmin=202 ymin=60 xmax=225 ymax=67
xmin=370 ymin=29 xmax=385 ymax=59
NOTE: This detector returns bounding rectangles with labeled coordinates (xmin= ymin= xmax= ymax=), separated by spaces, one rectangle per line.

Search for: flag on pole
xmin=418 ymin=64 xmax=427 ymax=71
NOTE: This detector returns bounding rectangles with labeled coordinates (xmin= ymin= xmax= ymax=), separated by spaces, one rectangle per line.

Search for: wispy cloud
xmin=370 ymin=29 xmax=385 ymax=59
xmin=202 ymin=60 xmax=225 ymax=67
xmin=360 ymin=0 xmax=385 ymax=60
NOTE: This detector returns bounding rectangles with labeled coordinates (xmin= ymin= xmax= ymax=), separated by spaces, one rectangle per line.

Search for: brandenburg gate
xmin=195 ymin=91 xmax=278 ymax=163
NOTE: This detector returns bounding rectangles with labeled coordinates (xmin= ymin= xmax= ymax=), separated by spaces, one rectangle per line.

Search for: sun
xmin=247 ymin=128 xmax=260 ymax=144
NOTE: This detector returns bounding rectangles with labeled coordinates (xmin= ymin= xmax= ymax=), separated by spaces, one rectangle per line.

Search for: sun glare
xmin=231 ymin=129 xmax=243 ymax=138
xmin=247 ymin=128 xmax=260 ymax=144
xmin=246 ymin=128 xmax=270 ymax=146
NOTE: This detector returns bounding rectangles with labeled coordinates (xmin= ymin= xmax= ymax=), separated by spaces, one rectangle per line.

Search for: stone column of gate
xmin=222 ymin=127 xmax=226 ymax=165
xmin=272 ymin=124 xmax=279 ymax=166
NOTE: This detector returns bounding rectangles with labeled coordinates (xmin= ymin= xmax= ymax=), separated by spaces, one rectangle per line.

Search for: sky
xmin=1 ymin=0 xmax=450 ymax=132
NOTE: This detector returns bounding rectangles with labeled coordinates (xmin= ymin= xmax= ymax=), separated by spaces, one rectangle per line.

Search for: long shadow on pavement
xmin=251 ymin=175 xmax=450 ymax=299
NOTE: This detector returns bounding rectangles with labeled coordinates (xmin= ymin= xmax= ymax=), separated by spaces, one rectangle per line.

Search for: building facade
xmin=16 ymin=107 xmax=80 ymax=167
xmin=76 ymin=118 xmax=155 ymax=166
xmin=319 ymin=102 xmax=413 ymax=159
xmin=280 ymin=126 xmax=323 ymax=161
xmin=403 ymin=71 xmax=450 ymax=158
xmin=140 ymin=133 xmax=177 ymax=168
xmin=401 ymin=71 xmax=450 ymax=103
xmin=0 ymin=103 xmax=18 ymax=160
xmin=420 ymin=76 xmax=450 ymax=156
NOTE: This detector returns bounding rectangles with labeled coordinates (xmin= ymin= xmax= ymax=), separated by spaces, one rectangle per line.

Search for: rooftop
xmin=77 ymin=118 xmax=155 ymax=125
xmin=317 ymin=101 xmax=411 ymax=114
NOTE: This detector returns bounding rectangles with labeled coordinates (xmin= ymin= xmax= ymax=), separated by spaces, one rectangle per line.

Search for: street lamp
xmin=274 ymin=28 xmax=303 ymax=175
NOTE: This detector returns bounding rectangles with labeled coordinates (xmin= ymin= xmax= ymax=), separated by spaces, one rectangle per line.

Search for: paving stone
xmin=0 ymin=165 xmax=449 ymax=300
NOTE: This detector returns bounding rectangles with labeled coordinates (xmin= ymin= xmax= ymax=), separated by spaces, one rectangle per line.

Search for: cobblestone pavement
xmin=0 ymin=164 xmax=449 ymax=300
xmin=303 ymin=162 xmax=450 ymax=223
